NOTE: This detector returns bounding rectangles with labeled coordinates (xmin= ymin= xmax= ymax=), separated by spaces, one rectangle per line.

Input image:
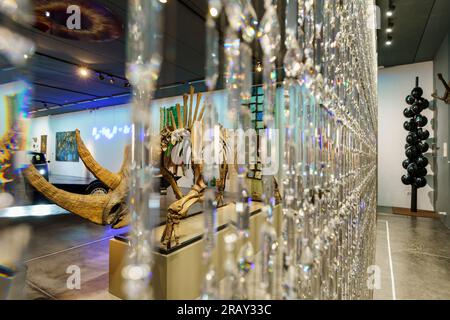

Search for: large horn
xmin=75 ymin=129 xmax=121 ymax=189
xmin=23 ymin=165 xmax=109 ymax=225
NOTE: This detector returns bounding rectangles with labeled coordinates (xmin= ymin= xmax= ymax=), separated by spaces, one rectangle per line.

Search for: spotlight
xmin=98 ymin=73 xmax=105 ymax=80
xmin=77 ymin=66 xmax=90 ymax=78
xmin=385 ymin=35 xmax=393 ymax=46
xmin=109 ymin=77 xmax=115 ymax=84
xmin=45 ymin=11 xmax=50 ymax=17
xmin=386 ymin=1 xmax=395 ymax=17
xmin=256 ymin=62 xmax=263 ymax=73
xmin=386 ymin=19 xmax=394 ymax=33
xmin=210 ymin=7 xmax=219 ymax=17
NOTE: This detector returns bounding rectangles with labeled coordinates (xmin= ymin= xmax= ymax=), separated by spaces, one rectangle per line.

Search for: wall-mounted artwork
xmin=31 ymin=137 xmax=39 ymax=152
xmin=40 ymin=135 xmax=47 ymax=154
xmin=56 ymin=131 xmax=79 ymax=162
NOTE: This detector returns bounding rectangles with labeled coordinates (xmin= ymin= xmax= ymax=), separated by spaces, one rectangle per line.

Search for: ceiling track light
xmin=386 ymin=35 xmax=393 ymax=46
xmin=98 ymin=73 xmax=105 ymax=80
xmin=386 ymin=18 xmax=394 ymax=33
xmin=386 ymin=0 xmax=395 ymax=17
xmin=77 ymin=66 xmax=90 ymax=78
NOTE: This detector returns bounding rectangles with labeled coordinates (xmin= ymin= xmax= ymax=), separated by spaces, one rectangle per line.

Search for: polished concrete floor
xmin=374 ymin=210 xmax=450 ymax=300
xmin=1 ymin=205 xmax=449 ymax=300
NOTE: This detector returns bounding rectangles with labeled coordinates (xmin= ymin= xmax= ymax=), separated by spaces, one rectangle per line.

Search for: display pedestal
xmin=392 ymin=207 xmax=440 ymax=219
xmin=109 ymin=201 xmax=281 ymax=299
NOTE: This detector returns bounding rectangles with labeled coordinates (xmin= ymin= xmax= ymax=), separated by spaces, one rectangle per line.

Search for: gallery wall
xmin=28 ymin=89 xmax=235 ymax=181
xmin=434 ymin=34 xmax=450 ymax=227
xmin=378 ymin=61 xmax=435 ymax=211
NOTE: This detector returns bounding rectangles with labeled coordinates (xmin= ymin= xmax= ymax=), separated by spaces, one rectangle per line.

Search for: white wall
xmin=28 ymin=89 xmax=233 ymax=181
xmin=378 ymin=61 xmax=435 ymax=211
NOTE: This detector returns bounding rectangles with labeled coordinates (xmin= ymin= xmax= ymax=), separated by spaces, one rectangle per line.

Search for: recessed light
xmin=386 ymin=27 xmax=393 ymax=33
xmin=159 ymin=0 xmax=167 ymax=3
xmin=45 ymin=11 xmax=50 ymax=17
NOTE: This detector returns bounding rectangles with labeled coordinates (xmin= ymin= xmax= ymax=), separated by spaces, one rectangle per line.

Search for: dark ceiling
xmin=1 ymin=0 xmax=215 ymax=117
xmin=1 ymin=0 xmax=449 ymax=118
xmin=0 ymin=0 xmax=272 ymax=118
xmin=376 ymin=0 xmax=450 ymax=68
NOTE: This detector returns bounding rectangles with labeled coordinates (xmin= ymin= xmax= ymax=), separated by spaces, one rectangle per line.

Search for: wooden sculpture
xmin=432 ymin=73 xmax=450 ymax=104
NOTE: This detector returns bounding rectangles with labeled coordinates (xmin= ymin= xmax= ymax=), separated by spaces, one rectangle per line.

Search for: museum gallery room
xmin=0 ymin=0 xmax=450 ymax=301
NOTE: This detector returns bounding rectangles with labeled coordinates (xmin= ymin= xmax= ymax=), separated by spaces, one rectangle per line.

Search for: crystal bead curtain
xmin=124 ymin=0 xmax=378 ymax=300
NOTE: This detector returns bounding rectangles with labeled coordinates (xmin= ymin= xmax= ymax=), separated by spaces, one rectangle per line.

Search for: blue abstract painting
xmin=55 ymin=131 xmax=79 ymax=162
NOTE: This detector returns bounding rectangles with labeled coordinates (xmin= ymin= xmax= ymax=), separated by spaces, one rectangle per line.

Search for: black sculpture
xmin=401 ymin=77 xmax=430 ymax=212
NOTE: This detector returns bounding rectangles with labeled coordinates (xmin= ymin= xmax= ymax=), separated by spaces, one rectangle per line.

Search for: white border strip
xmin=24 ymin=236 xmax=112 ymax=263
xmin=385 ymin=220 xmax=397 ymax=300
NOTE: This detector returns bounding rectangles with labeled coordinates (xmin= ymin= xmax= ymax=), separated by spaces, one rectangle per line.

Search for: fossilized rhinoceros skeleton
xmin=24 ymin=88 xmax=232 ymax=248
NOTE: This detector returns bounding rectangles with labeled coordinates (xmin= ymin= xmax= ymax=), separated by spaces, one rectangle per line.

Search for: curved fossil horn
xmin=75 ymin=129 xmax=122 ymax=190
xmin=23 ymin=165 xmax=109 ymax=225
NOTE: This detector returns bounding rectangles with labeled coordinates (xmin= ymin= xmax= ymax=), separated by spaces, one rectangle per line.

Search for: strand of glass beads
xmin=223 ymin=0 xmax=258 ymax=300
xmin=200 ymin=0 xmax=224 ymax=300
xmin=258 ymin=0 xmax=282 ymax=300
xmin=123 ymin=0 xmax=164 ymax=300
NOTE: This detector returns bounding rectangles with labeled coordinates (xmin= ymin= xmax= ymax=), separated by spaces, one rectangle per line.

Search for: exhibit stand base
xmin=109 ymin=201 xmax=281 ymax=300
xmin=392 ymin=207 xmax=440 ymax=219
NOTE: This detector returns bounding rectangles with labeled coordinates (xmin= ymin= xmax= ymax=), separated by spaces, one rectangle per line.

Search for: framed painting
xmin=40 ymin=135 xmax=47 ymax=154
xmin=55 ymin=131 xmax=79 ymax=162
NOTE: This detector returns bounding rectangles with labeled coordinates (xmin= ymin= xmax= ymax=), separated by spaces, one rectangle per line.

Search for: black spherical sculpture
xmin=406 ymin=132 xmax=419 ymax=145
xmin=405 ymin=95 xmax=415 ymax=105
xmin=414 ymin=177 xmax=427 ymax=188
xmin=407 ymin=163 xmax=419 ymax=176
xmin=411 ymin=103 xmax=422 ymax=115
xmin=403 ymin=119 xmax=417 ymax=131
xmin=403 ymin=107 xmax=414 ymax=118
xmin=418 ymin=142 xmax=430 ymax=153
xmin=416 ymin=155 xmax=429 ymax=168
xmin=402 ymin=159 xmax=412 ymax=169
xmin=417 ymin=128 xmax=430 ymax=140
xmin=401 ymin=77 xmax=430 ymax=213
xmin=414 ymin=115 xmax=428 ymax=127
xmin=401 ymin=174 xmax=413 ymax=185
xmin=411 ymin=87 xmax=423 ymax=99
xmin=418 ymin=98 xmax=429 ymax=109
